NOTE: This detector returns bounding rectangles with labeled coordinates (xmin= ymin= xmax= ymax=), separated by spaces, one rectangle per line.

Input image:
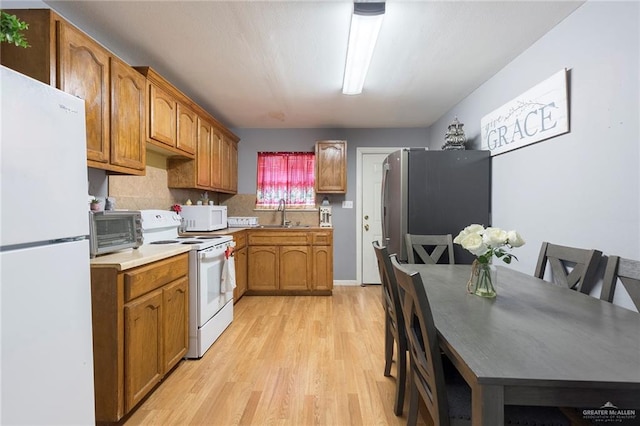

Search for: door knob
xmin=364 ymin=224 xmax=369 ymax=231
xmin=364 ymin=215 xmax=369 ymax=220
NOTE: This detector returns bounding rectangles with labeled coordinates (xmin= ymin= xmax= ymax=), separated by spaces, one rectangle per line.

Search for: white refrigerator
xmin=0 ymin=66 xmax=96 ymax=424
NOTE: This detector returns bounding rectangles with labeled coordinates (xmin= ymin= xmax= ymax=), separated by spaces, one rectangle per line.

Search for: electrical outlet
xmin=342 ymin=200 xmax=353 ymax=209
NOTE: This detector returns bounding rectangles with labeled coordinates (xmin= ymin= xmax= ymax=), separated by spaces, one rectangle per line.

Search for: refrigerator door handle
xmin=381 ymin=162 xmax=390 ymax=245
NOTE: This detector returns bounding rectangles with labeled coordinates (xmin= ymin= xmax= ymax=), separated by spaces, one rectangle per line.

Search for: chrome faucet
xmin=277 ymin=198 xmax=288 ymax=227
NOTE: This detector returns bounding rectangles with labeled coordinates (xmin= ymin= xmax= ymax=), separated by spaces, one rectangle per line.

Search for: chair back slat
xmin=601 ymin=255 xmax=640 ymax=311
xmin=372 ymin=241 xmax=406 ymax=337
xmin=405 ymin=234 xmax=455 ymax=265
xmin=372 ymin=241 xmax=409 ymax=415
xmin=534 ymin=241 xmax=602 ymax=293
xmin=390 ymin=255 xmax=450 ymax=426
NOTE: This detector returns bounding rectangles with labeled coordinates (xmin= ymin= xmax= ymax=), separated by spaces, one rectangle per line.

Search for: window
xmin=256 ymin=152 xmax=315 ymax=208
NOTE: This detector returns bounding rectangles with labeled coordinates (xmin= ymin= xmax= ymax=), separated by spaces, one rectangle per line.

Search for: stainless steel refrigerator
xmin=381 ymin=148 xmax=491 ymax=264
xmin=1 ymin=66 xmax=96 ymax=424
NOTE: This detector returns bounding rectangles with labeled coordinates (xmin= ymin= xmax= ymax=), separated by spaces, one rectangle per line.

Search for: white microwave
xmin=180 ymin=205 xmax=228 ymax=231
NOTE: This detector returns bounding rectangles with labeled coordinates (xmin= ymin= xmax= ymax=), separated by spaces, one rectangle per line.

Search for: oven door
xmin=197 ymin=246 xmax=231 ymax=326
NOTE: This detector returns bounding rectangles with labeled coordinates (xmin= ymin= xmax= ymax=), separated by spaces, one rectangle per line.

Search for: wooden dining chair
xmin=372 ymin=241 xmax=407 ymax=416
xmin=600 ymin=255 xmax=640 ymax=311
xmin=404 ymin=233 xmax=455 ymax=264
xmin=390 ymin=255 xmax=571 ymax=426
xmin=534 ymin=242 xmax=602 ymax=294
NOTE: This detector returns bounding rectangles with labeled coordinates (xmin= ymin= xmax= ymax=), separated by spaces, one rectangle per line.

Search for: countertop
xmin=180 ymin=226 xmax=332 ymax=237
xmin=90 ymin=244 xmax=191 ymax=271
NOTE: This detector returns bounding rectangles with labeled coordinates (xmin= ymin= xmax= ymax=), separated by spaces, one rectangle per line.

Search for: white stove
xmin=140 ymin=210 xmax=234 ymax=359
xmin=141 ymin=210 xmax=232 ymax=250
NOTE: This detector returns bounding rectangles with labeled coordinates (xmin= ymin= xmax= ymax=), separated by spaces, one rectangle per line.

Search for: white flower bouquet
xmin=454 ymin=224 xmax=525 ymax=298
xmin=454 ymin=224 xmax=525 ymax=265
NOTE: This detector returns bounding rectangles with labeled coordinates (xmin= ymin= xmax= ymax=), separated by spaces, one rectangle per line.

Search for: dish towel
xmin=221 ymin=246 xmax=236 ymax=293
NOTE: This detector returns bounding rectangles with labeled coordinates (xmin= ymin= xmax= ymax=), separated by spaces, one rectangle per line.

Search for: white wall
xmin=429 ymin=1 xmax=639 ymax=308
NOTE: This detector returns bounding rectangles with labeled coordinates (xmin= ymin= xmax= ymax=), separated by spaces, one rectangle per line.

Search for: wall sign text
xmin=481 ymin=69 xmax=569 ymax=156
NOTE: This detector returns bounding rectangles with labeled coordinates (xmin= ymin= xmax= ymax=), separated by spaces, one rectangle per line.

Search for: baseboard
xmin=333 ymin=280 xmax=360 ymax=286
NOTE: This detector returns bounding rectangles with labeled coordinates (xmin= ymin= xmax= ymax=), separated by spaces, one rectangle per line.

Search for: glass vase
xmin=468 ymin=259 xmax=497 ymax=298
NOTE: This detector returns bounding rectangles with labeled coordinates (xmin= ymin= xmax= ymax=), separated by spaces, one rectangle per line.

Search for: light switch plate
xmin=342 ymin=200 xmax=353 ymax=209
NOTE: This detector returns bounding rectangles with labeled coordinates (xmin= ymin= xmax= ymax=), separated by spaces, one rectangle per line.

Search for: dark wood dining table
xmin=410 ymin=264 xmax=640 ymax=426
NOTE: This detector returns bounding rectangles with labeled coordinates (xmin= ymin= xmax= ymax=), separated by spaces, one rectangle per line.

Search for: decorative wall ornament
xmin=480 ymin=68 xmax=569 ymax=156
xmin=442 ymin=116 xmax=466 ymax=150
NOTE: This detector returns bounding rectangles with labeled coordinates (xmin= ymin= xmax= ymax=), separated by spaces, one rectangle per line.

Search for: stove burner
xmin=180 ymin=241 xmax=201 ymax=244
xmin=196 ymin=236 xmax=221 ymax=239
xmin=150 ymin=240 xmax=179 ymax=245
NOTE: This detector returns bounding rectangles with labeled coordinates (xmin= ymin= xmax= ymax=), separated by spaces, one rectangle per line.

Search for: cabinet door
xmin=248 ymin=246 xmax=278 ymax=291
xmin=221 ymin=137 xmax=232 ymax=191
xmin=110 ymin=57 xmax=145 ymax=171
xmin=229 ymin=140 xmax=238 ymax=193
xmin=124 ymin=289 xmax=163 ymax=412
xmin=58 ymin=21 xmax=110 ymax=164
xmin=196 ymin=118 xmax=212 ymax=188
xmin=210 ymin=128 xmax=223 ymax=190
xmin=312 ymin=246 xmax=333 ymax=291
xmin=177 ymin=103 xmax=197 ymax=155
xmin=149 ymin=83 xmax=176 ymax=147
xmin=163 ymin=277 xmax=189 ymax=372
xmin=280 ymin=246 xmax=311 ymax=291
xmin=315 ymin=140 xmax=347 ymax=193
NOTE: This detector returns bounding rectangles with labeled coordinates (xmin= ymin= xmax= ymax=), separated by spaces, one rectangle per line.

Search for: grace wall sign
xmin=480 ymin=68 xmax=569 ymax=156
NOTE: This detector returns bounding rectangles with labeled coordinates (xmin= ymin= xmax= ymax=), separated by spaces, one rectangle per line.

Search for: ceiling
xmin=38 ymin=0 xmax=584 ymax=129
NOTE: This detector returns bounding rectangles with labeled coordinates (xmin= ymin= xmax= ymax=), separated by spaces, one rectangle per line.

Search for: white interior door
xmin=361 ymin=153 xmax=389 ymax=284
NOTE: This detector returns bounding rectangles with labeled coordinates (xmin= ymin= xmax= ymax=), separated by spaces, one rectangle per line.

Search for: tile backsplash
xmin=108 ymin=151 xmax=205 ymax=211
xmin=221 ymin=194 xmax=320 ymax=227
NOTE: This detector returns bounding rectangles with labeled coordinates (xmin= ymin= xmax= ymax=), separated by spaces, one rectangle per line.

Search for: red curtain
xmin=256 ymin=152 xmax=315 ymax=208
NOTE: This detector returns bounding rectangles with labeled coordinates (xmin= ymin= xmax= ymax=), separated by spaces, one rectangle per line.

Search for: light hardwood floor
xmin=124 ymin=285 xmax=423 ymax=426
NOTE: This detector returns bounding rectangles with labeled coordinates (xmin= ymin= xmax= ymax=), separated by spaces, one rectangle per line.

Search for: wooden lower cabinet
xmin=232 ymin=231 xmax=248 ymax=302
xmin=312 ymin=246 xmax=333 ymax=291
xmin=248 ymin=246 xmax=278 ymax=291
xmin=280 ymin=246 xmax=312 ymax=290
xmin=91 ymin=253 xmax=189 ymax=422
xmin=246 ymin=230 xmax=333 ymax=294
xmin=124 ymin=289 xmax=163 ymax=412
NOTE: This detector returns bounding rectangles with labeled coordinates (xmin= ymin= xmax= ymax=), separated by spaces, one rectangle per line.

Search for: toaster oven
xmin=89 ymin=210 xmax=143 ymax=257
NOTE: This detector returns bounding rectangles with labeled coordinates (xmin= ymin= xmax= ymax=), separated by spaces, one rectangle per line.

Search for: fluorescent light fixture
xmin=342 ymin=2 xmax=385 ymax=95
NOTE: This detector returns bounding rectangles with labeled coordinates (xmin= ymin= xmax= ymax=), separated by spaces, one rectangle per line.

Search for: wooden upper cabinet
xmin=132 ymin=67 xmax=239 ymax=192
xmin=177 ymin=104 xmax=197 ymax=155
xmin=221 ymin=136 xmax=232 ymax=190
xmin=58 ymin=21 xmax=110 ymax=165
xmin=149 ymin=83 xmax=177 ymax=147
xmin=0 ymin=9 xmax=145 ymax=175
xmin=210 ymin=127 xmax=224 ymax=189
xmin=196 ymin=118 xmax=212 ymax=188
xmin=110 ymin=57 xmax=146 ymax=171
xmin=229 ymin=140 xmax=238 ymax=193
xmin=315 ymin=140 xmax=347 ymax=193
xmin=135 ymin=67 xmax=195 ymax=159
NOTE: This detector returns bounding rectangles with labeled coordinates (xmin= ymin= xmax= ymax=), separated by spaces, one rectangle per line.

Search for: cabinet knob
xmin=364 ymin=224 xmax=370 ymax=231
xmin=364 ymin=215 xmax=369 ymax=220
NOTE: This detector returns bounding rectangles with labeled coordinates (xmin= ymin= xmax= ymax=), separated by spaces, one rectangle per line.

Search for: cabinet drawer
xmin=124 ymin=253 xmax=188 ymax=301
xmin=312 ymin=232 xmax=332 ymax=245
xmin=233 ymin=231 xmax=247 ymax=249
xmin=248 ymin=231 xmax=310 ymax=246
